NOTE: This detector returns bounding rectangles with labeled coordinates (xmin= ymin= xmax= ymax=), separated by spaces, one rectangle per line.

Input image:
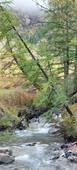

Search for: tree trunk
xmin=6 ymin=38 xmax=27 ymax=76
xmin=74 ymin=42 xmax=77 ymax=91
xmin=64 ymin=14 xmax=69 ymax=94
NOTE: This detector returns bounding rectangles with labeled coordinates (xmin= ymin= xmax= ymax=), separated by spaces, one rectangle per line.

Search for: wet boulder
xmin=0 ymin=153 xmax=15 ymax=164
xmin=0 ymin=147 xmax=15 ymax=164
xmin=50 ymin=150 xmax=60 ymax=160
xmin=60 ymin=142 xmax=77 ymax=162
xmin=68 ymin=155 xmax=77 ymax=162
xmin=48 ymin=127 xmax=60 ymax=135
xmin=51 ymin=153 xmax=60 ymax=160
xmin=26 ymin=142 xmax=36 ymax=146
xmin=0 ymin=147 xmax=12 ymax=156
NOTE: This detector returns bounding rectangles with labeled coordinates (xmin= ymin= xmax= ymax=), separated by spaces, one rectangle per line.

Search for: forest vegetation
xmin=0 ymin=0 xmax=77 ymax=140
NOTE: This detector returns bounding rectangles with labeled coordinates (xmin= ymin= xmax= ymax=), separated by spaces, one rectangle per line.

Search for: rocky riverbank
xmin=0 ymin=118 xmax=77 ymax=170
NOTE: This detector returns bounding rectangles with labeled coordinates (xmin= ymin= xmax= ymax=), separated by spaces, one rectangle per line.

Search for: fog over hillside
xmin=11 ymin=0 xmax=44 ymax=29
xmin=12 ymin=0 xmax=41 ymax=15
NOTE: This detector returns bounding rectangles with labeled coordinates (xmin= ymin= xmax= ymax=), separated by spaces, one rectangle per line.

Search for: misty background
xmin=12 ymin=0 xmax=41 ymax=14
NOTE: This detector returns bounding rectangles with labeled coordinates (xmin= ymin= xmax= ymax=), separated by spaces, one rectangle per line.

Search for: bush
xmin=61 ymin=104 xmax=77 ymax=138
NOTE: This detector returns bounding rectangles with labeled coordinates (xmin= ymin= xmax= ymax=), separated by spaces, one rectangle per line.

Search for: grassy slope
xmin=0 ymin=87 xmax=37 ymax=127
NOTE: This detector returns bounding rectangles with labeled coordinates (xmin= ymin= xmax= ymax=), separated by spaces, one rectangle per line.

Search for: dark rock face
xmin=16 ymin=121 xmax=26 ymax=130
xmin=0 ymin=125 xmax=8 ymax=131
xmin=64 ymin=135 xmax=77 ymax=143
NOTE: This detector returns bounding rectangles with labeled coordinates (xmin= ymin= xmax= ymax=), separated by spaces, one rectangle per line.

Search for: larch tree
xmin=37 ymin=0 xmax=77 ymax=94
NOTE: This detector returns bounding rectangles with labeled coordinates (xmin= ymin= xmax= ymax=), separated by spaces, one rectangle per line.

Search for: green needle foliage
xmin=0 ymin=0 xmax=77 ymax=112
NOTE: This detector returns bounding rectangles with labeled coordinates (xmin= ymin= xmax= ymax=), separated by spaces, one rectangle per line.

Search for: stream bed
xmin=0 ymin=117 xmax=77 ymax=170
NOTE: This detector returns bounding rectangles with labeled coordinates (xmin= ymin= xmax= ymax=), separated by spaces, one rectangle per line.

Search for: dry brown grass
xmin=0 ymin=87 xmax=37 ymax=107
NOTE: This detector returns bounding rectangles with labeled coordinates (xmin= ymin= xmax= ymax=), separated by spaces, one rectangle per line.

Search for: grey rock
xmin=48 ymin=127 xmax=60 ymax=134
xmin=0 ymin=147 xmax=13 ymax=156
xmin=26 ymin=142 xmax=36 ymax=146
xmin=0 ymin=153 xmax=15 ymax=164
xmin=51 ymin=151 xmax=60 ymax=160
xmin=68 ymin=155 xmax=77 ymax=162
xmin=51 ymin=154 xmax=60 ymax=160
xmin=0 ymin=147 xmax=14 ymax=164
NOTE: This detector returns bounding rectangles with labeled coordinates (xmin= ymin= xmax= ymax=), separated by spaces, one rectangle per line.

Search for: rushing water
xmin=0 ymin=117 xmax=77 ymax=170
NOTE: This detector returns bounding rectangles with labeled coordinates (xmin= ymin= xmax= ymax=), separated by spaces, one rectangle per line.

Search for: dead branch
xmin=64 ymin=104 xmax=73 ymax=116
